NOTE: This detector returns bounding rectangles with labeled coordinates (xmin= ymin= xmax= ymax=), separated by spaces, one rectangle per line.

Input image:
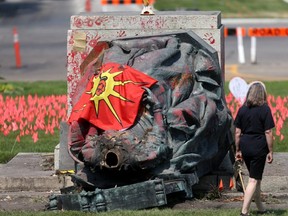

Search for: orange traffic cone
xmin=85 ymin=0 xmax=91 ymax=12
xmin=218 ymin=179 xmax=224 ymax=191
xmin=229 ymin=177 xmax=234 ymax=190
xmin=13 ymin=27 xmax=22 ymax=68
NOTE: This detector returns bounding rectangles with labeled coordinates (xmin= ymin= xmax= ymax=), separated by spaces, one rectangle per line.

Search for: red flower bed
xmin=0 ymin=95 xmax=67 ymax=142
xmin=226 ymin=93 xmax=287 ymax=141
xmin=0 ymin=94 xmax=287 ymax=142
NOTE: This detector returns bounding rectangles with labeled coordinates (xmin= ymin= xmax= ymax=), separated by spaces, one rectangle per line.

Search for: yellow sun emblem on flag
xmin=87 ymin=67 xmax=133 ymax=125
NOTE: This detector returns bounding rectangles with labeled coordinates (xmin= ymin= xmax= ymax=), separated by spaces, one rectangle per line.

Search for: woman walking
xmin=234 ymin=81 xmax=275 ymax=216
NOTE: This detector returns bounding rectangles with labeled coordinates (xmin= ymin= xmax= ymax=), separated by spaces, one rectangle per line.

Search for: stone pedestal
xmin=55 ymin=122 xmax=75 ymax=171
xmin=66 ymin=11 xmax=224 ymax=114
xmin=61 ymin=10 xmax=225 ymax=172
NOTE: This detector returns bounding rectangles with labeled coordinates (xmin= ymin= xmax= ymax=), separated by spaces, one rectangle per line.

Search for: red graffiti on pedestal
xmin=87 ymin=33 xmax=102 ymax=48
xmin=117 ymin=30 xmax=127 ymax=37
xmin=140 ymin=17 xmax=166 ymax=29
xmin=203 ymin=33 xmax=215 ymax=44
xmin=84 ymin=17 xmax=94 ymax=27
xmin=73 ymin=17 xmax=84 ymax=28
xmin=95 ymin=16 xmax=109 ymax=26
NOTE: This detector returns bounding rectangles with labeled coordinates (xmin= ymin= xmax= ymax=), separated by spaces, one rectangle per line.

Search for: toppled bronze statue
xmin=47 ymin=31 xmax=233 ymax=212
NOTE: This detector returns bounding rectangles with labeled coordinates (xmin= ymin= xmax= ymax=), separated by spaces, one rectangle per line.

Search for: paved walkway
xmin=0 ymin=152 xmax=287 ymax=211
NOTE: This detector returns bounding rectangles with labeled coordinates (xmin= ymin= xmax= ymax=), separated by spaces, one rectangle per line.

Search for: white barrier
xmin=236 ymin=27 xmax=245 ymax=64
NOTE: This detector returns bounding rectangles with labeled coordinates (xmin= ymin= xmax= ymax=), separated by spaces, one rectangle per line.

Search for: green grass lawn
xmin=0 ymin=80 xmax=287 ymax=164
xmin=224 ymin=81 xmax=288 ymax=98
xmin=0 ymin=81 xmax=67 ymax=96
xmin=0 ymin=81 xmax=67 ymax=163
xmin=154 ymin=0 xmax=288 ymax=18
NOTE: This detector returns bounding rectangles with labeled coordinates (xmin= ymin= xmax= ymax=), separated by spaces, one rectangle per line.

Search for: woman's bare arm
xmin=265 ymin=129 xmax=273 ymax=163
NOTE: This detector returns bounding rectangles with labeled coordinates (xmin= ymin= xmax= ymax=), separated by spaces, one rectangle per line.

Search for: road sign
xmin=248 ymin=27 xmax=288 ymax=37
xmin=224 ymin=27 xmax=246 ymax=37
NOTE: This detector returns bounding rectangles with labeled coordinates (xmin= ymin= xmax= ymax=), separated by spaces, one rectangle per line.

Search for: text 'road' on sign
xmin=248 ymin=28 xmax=288 ymax=37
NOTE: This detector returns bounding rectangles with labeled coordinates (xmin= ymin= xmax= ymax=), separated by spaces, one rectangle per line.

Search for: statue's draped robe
xmin=68 ymin=33 xmax=233 ymax=184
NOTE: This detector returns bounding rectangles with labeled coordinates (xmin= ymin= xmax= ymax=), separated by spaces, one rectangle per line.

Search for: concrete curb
xmin=0 ymin=153 xmax=287 ymax=197
xmin=0 ymin=175 xmax=72 ymax=192
xmin=0 ymin=153 xmax=73 ymax=192
xmin=0 ymin=153 xmax=287 ymax=211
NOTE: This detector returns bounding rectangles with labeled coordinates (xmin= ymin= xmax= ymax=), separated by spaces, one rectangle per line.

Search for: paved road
xmin=0 ymin=0 xmax=74 ymax=81
xmin=0 ymin=0 xmax=287 ymax=82
xmin=0 ymin=0 xmax=142 ymax=81
xmin=223 ymin=19 xmax=288 ymax=81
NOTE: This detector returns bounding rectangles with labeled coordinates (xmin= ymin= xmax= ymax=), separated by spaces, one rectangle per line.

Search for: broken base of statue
xmin=47 ymin=172 xmax=198 ymax=211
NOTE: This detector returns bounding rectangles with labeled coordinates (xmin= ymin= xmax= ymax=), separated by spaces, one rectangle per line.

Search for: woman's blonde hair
xmin=245 ymin=81 xmax=267 ymax=108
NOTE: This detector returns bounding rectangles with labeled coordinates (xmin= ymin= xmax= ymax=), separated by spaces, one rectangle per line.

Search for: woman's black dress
xmin=234 ymin=104 xmax=275 ymax=180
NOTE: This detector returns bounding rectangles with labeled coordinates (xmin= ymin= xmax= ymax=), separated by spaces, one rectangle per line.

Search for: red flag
xmin=218 ymin=179 xmax=224 ymax=191
xmin=68 ymin=62 xmax=157 ymax=131
xmin=229 ymin=177 xmax=234 ymax=190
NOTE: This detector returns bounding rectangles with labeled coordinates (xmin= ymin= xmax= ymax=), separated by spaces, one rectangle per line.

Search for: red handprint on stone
xmin=203 ymin=33 xmax=215 ymax=44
